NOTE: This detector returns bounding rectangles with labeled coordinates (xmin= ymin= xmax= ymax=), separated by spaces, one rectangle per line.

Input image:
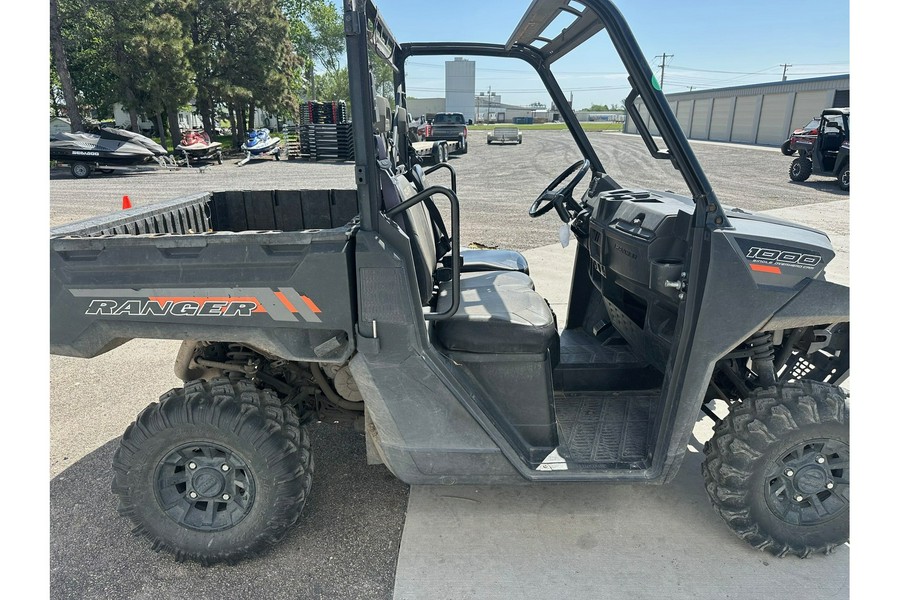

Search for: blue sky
xmin=374 ymin=0 xmax=850 ymax=109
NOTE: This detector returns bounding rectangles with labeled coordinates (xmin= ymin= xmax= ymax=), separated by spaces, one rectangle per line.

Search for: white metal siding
xmin=690 ymin=99 xmax=711 ymax=139
xmin=731 ymin=96 xmax=758 ymax=143
xmin=639 ymin=103 xmax=659 ymax=136
xmin=676 ymin=101 xmax=692 ymax=135
xmin=709 ymin=98 xmax=732 ymax=141
xmin=790 ymin=91 xmax=830 ymax=132
xmin=756 ymin=93 xmax=792 ymax=145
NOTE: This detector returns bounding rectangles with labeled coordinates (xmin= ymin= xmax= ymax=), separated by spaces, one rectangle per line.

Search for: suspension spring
xmin=748 ymin=332 xmax=776 ymax=388
xmin=226 ymin=344 xmax=256 ymax=365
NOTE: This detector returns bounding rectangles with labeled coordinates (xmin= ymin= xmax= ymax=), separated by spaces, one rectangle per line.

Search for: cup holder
xmin=650 ymin=259 xmax=684 ymax=295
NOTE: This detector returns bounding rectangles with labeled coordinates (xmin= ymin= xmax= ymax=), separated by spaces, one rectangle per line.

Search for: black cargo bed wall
xmin=209 ymin=190 xmax=358 ymax=232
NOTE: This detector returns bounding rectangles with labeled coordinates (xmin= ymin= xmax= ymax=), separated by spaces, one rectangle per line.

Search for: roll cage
xmin=344 ymin=0 xmax=731 ymax=233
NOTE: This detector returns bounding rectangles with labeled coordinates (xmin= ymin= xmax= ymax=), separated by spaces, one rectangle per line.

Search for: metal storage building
xmin=624 ymin=75 xmax=849 ymax=147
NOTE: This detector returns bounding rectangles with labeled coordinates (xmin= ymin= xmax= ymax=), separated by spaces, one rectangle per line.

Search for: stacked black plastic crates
xmin=299 ymin=101 xmax=353 ymax=161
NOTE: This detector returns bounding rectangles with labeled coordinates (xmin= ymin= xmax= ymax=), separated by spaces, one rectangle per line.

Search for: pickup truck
xmin=50 ymin=0 xmax=850 ymax=567
xmin=417 ymin=111 xmax=468 ymax=154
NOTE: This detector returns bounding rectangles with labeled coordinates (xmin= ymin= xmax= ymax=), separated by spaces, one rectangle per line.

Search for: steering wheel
xmin=529 ymin=159 xmax=591 ymax=222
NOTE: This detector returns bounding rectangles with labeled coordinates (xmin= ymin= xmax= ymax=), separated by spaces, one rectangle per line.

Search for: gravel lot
xmin=50 ymin=130 xmax=847 ymax=252
xmin=49 ymin=130 xmax=848 ymax=599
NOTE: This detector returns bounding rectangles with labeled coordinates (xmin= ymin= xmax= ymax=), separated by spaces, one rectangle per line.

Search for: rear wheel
xmin=112 ymin=377 xmax=312 ymax=564
xmin=702 ymin=381 xmax=848 ymax=557
xmin=70 ymin=163 xmax=92 ymax=179
xmin=789 ymin=157 xmax=812 ymax=182
xmin=838 ymin=164 xmax=849 ymax=191
xmin=458 ymin=135 xmax=468 ymax=154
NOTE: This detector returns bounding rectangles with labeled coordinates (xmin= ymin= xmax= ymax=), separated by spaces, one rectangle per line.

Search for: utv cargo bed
xmin=50 ymin=190 xmax=359 ymax=363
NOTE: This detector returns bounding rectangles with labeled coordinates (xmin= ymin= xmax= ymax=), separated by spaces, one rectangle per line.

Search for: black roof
xmin=822 ymin=107 xmax=850 ymax=116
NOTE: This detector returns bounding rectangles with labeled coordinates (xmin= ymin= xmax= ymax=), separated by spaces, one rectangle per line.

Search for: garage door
xmin=709 ymin=98 xmax=732 ymax=141
xmin=676 ymin=101 xmax=692 ymax=134
xmin=790 ymin=91 xmax=830 ymax=131
xmin=690 ymin=99 xmax=711 ymax=139
xmin=640 ymin=103 xmax=658 ymax=136
xmin=756 ymin=93 xmax=791 ymax=145
xmin=731 ymin=96 xmax=758 ymax=143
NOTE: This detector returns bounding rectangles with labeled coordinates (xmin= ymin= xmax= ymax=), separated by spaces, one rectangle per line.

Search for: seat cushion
xmin=435 ymin=271 xmax=558 ymax=355
xmin=459 ymin=248 xmax=529 ymax=274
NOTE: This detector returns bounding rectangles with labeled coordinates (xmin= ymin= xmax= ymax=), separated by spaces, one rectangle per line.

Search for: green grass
xmin=467 ymin=122 xmax=622 ymax=132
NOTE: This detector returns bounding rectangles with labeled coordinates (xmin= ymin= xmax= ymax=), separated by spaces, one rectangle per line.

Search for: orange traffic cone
xmin=122 ymin=195 xmax=132 ymax=209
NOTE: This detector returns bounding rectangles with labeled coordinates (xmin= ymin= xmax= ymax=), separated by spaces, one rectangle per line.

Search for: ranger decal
xmin=70 ymin=287 xmax=322 ymax=323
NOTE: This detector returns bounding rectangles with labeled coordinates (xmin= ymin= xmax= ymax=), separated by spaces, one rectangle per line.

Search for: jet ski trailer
xmin=50 ymin=126 xmax=177 ymax=178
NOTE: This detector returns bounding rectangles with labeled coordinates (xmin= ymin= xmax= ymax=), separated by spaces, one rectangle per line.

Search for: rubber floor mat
xmin=555 ymin=391 xmax=657 ymax=467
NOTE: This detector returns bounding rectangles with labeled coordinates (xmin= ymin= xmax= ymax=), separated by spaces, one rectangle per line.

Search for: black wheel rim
xmin=155 ymin=442 xmax=256 ymax=532
xmin=765 ymin=438 xmax=849 ymax=526
xmin=841 ymin=169 xmax=849 ymax=187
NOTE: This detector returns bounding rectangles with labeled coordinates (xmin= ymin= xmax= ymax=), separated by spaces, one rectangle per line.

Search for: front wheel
xmin=111 ymin=377 xmax=313 ymax=564
xmin=789 ymin=157 xmax=812 ymax=182
xmin=781 ymin=140 xmax=795 ymax=156
xmin=702 ymin=381 xmax=848 ymax=557
xmin=838 ymin=164 xmax=849 ymax=191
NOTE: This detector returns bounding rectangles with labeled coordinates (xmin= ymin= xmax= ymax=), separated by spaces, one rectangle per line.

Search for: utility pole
xmin=487 ymin=86 xmax=492 ymax=123
xmin=780 ymin=63 xmax=792 ymax=82
xmin=654 ymin=53 xmax=672 ymax=89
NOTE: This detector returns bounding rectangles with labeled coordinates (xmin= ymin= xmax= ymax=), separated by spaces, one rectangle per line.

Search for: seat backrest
xmin=394 ymin=175 xmax=439 ymax=305
xmin=820 ymin=131 xmax=844 ymax=152
xmin=376 ymin=133 xmax=439 ymax=305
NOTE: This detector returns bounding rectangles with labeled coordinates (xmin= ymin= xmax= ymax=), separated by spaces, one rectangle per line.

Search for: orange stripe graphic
xmin=274 ymin=291 xmax=299 ymax=313
xmin=749 ymin=264 xmax=782 ymax=275
xmin=301 ymin=295 xmax=322 ymax=313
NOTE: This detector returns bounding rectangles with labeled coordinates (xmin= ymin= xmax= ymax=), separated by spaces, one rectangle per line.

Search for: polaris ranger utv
xmin=49 ymin=0 xmax=849 ymax=564
xmin=789 ymin=107 xmax=850 ymax=191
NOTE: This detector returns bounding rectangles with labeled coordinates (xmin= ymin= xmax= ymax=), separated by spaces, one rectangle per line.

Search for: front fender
xmin=762 ymin=278 xmax=849 ymax=331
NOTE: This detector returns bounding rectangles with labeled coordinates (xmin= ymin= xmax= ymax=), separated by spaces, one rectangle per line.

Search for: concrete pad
xmin=394 ymin=202 xmax=851 ymax=600
xmin=393 ymin=452 xmax=848 ymax=600
xmin=523 ymin=239 xmax=577 ymax=324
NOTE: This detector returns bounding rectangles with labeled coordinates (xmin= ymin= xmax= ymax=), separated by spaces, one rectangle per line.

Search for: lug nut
xmin=784 ymin=469 xmax=794 ymax=477
xmin=826 ymin=482 xmax=834 ymax=490
xmin=189 ymin=491 xmax=198 ymax=499
xmin=795 ymin=495 xmax=803 ymax=502
xmin=816 ymin=456 xmax=826 ymax=464
xmin=222 ymin=494 xmax=230 ymax=501
xmin=188 ymin=462 xmax=197 ymax=470
xmin=221 ymin=464 xmax=230 ymax=472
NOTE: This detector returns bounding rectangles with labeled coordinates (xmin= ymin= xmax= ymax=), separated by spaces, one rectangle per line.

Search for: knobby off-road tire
xmin=789 ymin=157 xmax=812 ymax=182
xmin=838 ymin=164 xmax=849 ymax=191
xmin=702 ymin=380 xmax=848 ymax=557
xmin=781 ymin=140 xmax=795 ymax=156
xmin=111 ymin=377 xmax=313 ymax=564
